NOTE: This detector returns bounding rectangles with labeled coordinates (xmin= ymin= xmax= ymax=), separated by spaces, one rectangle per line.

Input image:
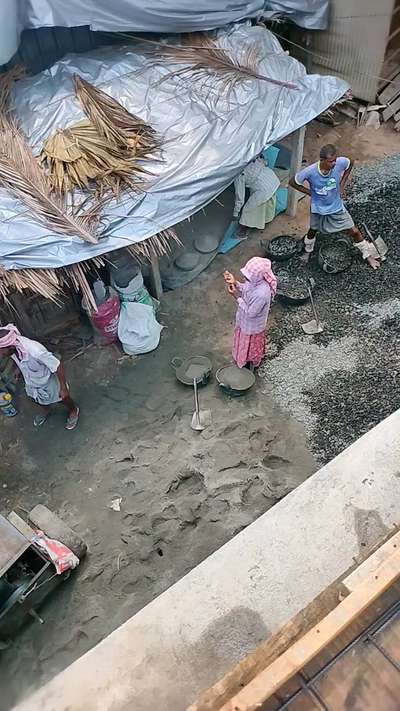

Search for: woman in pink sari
xmin=224 ymin=257 xmax=277 ymax=369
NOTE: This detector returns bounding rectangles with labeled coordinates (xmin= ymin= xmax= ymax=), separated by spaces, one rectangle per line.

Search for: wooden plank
xmin=378 ymin=75 xmax=400 ymax=105
xmin=188 ymin=533 xmax=397 ymax=711
xmin=216 ymin=549 xmax=400 ymax=711
xmin=302 ymin=580 xmax=400 ymax=681
xmin=269 ymin=581 xmax=400 ymax=711
xmin=382 ymin=92 xmax=400 ymax=120
xmin=29 ymin=504 xmax=87 ymax=559
xmin=7 ymin=511 xmax=36 ymax=541
xmin=379 ymin=64 xmax=400 ymax=86
xmin=286 ymin=125 xmax=306 ymax=218
xmin=186 ymin=582 xmax=343 ymax=711
xmin=343 ymin=530 xmax=400 ymax=593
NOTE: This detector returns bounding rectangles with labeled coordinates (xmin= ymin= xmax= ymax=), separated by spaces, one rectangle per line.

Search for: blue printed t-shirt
xmin=295 ymin=157 xmax=351 ymax=215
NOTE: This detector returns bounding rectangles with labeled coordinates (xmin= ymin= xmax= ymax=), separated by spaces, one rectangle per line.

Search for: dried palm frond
xmin=117 ymin=32 xmax=297 ymax=92
xmin=41 ymin=119 xmax=152 ymax=196
xmin=0 ymin=264 xmax=63 ymax=305
xmin=0 ymin=65 xmax=25 ymax=116
xmin=0 ymin=118 xmax=100 ymax=244
xmin=66 ymin=260 xmax=103 ymax=311
xmin=0 ymin=260 xmax=102 ymax=311
xmin=0 ymin=229 xmax=179 ymax=309
xmin=126 ymin=228 xmax=181 ymax=261
xmin=37 ymin=74 xmax=161 ymax=197
xmin=74 ymin=75 xmax=157 ymax=148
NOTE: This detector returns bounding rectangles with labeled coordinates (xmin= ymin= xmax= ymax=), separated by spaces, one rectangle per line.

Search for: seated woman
xmin=233 ymin=156 xmax=280 ymax=237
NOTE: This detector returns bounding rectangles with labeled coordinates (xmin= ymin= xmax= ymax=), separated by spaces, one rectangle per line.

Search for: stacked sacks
xmin=110 ymin=258 xmax=162 ymax=355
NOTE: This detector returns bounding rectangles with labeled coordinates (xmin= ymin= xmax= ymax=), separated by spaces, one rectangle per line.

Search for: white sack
xmin=118 ymin=302 xmax=162 ymax=355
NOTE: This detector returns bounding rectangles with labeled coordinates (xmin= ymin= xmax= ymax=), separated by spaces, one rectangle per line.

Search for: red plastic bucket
xmin=90 ymin=295 xmax=120 ymax=344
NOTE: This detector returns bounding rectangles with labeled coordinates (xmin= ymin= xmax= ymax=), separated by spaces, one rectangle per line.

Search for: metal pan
xmin=216 ymin=364 xmax=255 ymax=397
xmin=276 ymin=271 xmax=315 ymax=306
xmin=171 ymin=355 xmax=212 ymax=386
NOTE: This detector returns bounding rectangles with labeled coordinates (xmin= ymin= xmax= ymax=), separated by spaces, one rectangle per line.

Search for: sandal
xmin=33 ymin=414 xmax=48 ymax=428
xmin=33 ymin=415 xmax=48 ymax=427
xmin=65 ymin=407 xmax=80 ymax=431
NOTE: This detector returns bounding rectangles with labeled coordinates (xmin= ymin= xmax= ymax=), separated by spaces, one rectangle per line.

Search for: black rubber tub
xmin=261 ymin=235 xmax=303 ymax=262
xmin=318 ymin=236 xmax=353 ymax=274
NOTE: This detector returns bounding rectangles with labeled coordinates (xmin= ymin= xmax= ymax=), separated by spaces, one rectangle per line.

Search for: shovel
xmin=301 ymin=279 xmax=325 ymax=335
xmin=362 ymin=223 xmax=388 ymax=261
xmin=190 ymin=378 xmax=212 ymax=431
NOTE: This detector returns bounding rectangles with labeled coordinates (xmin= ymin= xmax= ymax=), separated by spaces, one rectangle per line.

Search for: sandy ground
xmin=0 ymin=231 xmax=315 ymax=709
xmin=1 ymin=118 xmax=400 ymax=709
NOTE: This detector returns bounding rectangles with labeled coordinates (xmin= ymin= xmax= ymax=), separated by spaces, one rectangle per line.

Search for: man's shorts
xmin=310 ymin=207 xmax=355 ymax=234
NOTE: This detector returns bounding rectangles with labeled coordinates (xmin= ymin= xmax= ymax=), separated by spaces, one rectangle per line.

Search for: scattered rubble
xmin=327 ymin=66 xmax=400 ymax=131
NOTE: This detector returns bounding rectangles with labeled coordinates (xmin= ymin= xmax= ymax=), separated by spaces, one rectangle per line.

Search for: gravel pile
xmin=346 ymin=154 xmax=400 ymax=204
xmin=259 ymin=335 xmax=359 ymax=431
xmin=355 ymin=298 xmax=400 ymax=328
xmin=260 ymin=156 xmax=400 ymax=463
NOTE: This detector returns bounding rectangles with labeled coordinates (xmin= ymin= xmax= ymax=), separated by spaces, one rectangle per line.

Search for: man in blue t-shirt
xmin=289 ymin=144 xmax=379 ymax=270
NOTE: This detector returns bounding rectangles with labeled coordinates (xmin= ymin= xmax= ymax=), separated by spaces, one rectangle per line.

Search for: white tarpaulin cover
xmin=1 ymin=24 xmax=347 ymax=271
xmin=22 ymin=1 xmax=329 ymax=32
xmin=263 ymin=1 xmax=329 ymax=29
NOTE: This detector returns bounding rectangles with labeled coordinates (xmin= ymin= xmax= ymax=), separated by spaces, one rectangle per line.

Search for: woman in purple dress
xmin=224 ymin=257 xmax=277 ymax=369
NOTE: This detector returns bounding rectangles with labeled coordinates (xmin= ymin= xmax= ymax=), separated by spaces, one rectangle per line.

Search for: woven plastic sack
xmin=33 ymin=531 xmax=80 ymax=574
xmin=118 ymin=302 xmax=162 ymax=355
xmin=112 ymin=273 xmax=154 ymax=308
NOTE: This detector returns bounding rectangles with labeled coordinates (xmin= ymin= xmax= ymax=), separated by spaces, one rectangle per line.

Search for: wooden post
xmin=149 ymin=255 xmax=163 ymax=300
xmin=286 ymin=125 xmax=306 ymax=218
xmin=303 ymin=31 xmax=313 ymax=74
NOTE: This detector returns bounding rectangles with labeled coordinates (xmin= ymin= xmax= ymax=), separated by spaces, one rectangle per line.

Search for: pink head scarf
xmin=240 ymin=257 xmax=278 ymax=297
xmin=0 ymin=324 xmax=28 ymax=359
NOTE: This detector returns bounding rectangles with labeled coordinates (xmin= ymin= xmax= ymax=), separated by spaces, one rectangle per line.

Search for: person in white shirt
xmin=233 ymin=156 xmax=280 ymax=237
xmin=0 ymin=324 xmax=79 ymax=430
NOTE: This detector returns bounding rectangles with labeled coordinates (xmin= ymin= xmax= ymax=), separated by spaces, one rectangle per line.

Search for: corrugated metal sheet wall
xmin=6 ymin=26 xmax=112 ymax=74
xmin=313 ymin=0 xmax=396 ymax=102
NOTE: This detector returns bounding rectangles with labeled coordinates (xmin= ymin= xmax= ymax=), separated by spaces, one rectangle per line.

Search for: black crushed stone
xmin=275 ymin=267 xmax=310 ymax=300
xmin=264 ymin=158 xmax=400 ymax=463
xmin=269 ymin=235 xmax=300 ymax=258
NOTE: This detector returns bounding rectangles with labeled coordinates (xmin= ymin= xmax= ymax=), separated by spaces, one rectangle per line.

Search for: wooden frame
xmin=188 ymin=531 xmax=400 ymax=711
xmin=212 ymin=549 xmax=400 ymax=711
xmin=342 ymin=529 xmax=400 ymax=593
